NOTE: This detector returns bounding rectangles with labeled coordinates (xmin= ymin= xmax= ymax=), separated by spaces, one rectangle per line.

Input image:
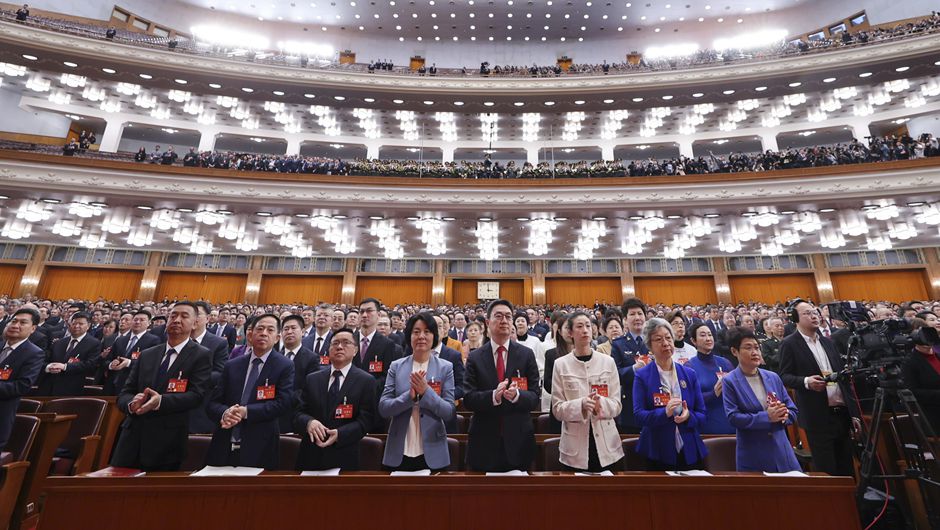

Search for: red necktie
xmin=496 ymin=345 xmax=506 ymax=382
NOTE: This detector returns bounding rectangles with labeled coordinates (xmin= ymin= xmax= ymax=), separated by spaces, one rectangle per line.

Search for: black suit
xmin=902 ymin=350 xmax=940 ymax=432
xmin=293 ymin=365 xmax=376 ymax=471
xmin=353 ymin=331 xmax=402 ymax=431
xmin=540 ymin=347 xmax=563 ymax=435
xmin=463 ymin=341 xmax=540 ymax=471
xmin=437 ymin=345 xmax=465 ymax=433
xmin=208 ymin=324 xmax=237 ymax=351
xmin=778 ymin=331 xmax=857 ymax=476
xmin=110 ymin=340 xmax=212 ymax=471
xmin=36 ymin=334 xmax=102 ymax=396
xmin=301 ymin=330 xmax=332 ymax=358
xmin=189 ymin=332 xmax=232 ymax=434
xmin=0 ymin=340 xmax=44 ymax=451
xmin=28 ymin=329 xmax=49 ymax=354
xmin=103 ymin=332 xmax=162 ymax=395
xmin=279 ymin=345 xmax=320 ymax=433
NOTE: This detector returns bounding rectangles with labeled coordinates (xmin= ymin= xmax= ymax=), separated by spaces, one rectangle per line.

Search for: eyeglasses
xmin=489 ymin=313 xmax=513 ymax=321
xmin=330 ymin=340 xmax=356 ymax=348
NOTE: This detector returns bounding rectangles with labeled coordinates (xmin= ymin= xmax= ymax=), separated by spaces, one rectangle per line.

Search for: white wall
xmin=906 ymin=115 xmax=940 ymax=138
xmin=0 ymin=86 xmax=71 ymax=137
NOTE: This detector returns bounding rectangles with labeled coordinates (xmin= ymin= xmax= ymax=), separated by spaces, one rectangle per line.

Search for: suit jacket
xmin=447 ymin=328 xmax=468 ymax=342
xmin=208 ymin=324 xmax=237 ymax=351
xmin=463 ymin=341 xmax=540 ymax=471
xmin=103 ymin=332 xmax=162 ymax=395
xmin=901 ymin=350 xmax=940 ymax=432
xmin=704 ymin=320 xmax=725 ymax=338
xmin=36 ymin=334 xmax=102 ymax=396
xmin=189 ymin=332 xmax=234 ymax=434
xmin=197 ymin=333 xmax=230 ymax=374
xmin=722 ymin=367 xmax=800 ymax=472
xmin=0 ymin=340 xmax=44 ymax=450
xmin=379 ymin=355 xmax=455 ymax=469
xmin=352 ymin=331 xmax=400 ymax=382
xmin=610 ymin=333 xmax=649 ymax=431
xmin=149 ymin=324 xmax=167 ymax=341
xmin=633 ymin=361 xmax=708 ymax=466
xmin=293 ymin=365 xmax=376 ymax=471
xmin=110 ymin=340 xmax=212 ymax=471
xmin=28 ymin=329 xmax=49 ymax=355
xmin=279 ymin=346 xmax=320 ymax=433
xmin=778 ymin=331 xmax=856 ymax=432
xmin=206 ymin=352 xmax=295 ymax=469
xmin=301 ymin=330 xmax=332 ymax=357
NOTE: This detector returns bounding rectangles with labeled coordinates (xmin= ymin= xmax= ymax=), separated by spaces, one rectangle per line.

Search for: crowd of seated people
xmin=2 ymin=6 xmax=939 ymax=78
xmin=1 ymin=293 xmax=937 ymax=475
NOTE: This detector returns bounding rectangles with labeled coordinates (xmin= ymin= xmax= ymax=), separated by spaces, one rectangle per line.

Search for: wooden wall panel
xmin=634 ymin=276 xmax=717 ymax=306
xmin=38 ymin=267 xmax=142 ymax=301
xmin=354 ymin=277 xmax=432 ymax=306
xmin=155 ymin=272 xmax=247 ymax=303
xmin=831 ymin=270 xmax=929 ymax=302
xmin=545 ymin=278 xmax=622 ymax=306
xmin=451 ymin=279 xmax=525 ymax=306
xmin=729 ymin=274 xmax=818 ymax=305
xmin=258 ymin=275 xmax=343 ymax=305
xmin=0 ymin=264 xmax=25 ymax=297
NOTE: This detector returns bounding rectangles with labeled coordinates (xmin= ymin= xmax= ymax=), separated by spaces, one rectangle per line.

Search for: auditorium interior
xmin=1 ymin=0 xmax=940 ymax=528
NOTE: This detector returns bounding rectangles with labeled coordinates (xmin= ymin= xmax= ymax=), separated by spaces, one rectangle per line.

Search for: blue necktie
xmin=156 ymin=348 xmax=175 ymax=385
xmin=234 ymin=358 xmax=263 ymax=442
xmin=328 ymin=370 xmax=342 ymax=408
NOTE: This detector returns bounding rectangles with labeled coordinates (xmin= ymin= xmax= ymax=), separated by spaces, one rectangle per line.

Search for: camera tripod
xmin=855 ymin=383 xmax=940 ymax=529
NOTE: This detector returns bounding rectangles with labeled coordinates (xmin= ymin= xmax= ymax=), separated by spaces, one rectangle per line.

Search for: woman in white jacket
xmin=551 ymin=311 xmax=624 ymax=472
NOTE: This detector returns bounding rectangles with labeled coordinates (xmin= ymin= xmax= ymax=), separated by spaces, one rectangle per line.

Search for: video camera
xmin=822 ymin=301 xmax=915 ymax=383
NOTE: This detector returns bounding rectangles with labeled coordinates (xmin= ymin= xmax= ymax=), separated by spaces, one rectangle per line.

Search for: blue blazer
xmin=633 ymin=361 xmax=708 ymax=466
xmin=611 ymin=333 xmax=649 ymax=431
xmin=722 ymin=367 xmax=801 ymax=472
xmin=379 ymin=355 xmax=455 ymax=470
xmin=686 ymin=352 xmax=735 ymax=434
xmin=0 ymin=340 xmax=44 ymax=451
xmin=206 ymin=351 xmax=295 ymax=469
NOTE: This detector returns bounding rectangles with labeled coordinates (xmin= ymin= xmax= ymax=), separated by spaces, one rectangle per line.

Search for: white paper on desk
xmin=763 ymin=471 xmax=809 ymax=477
xmin=301 ymin=468 xmax=341 ymax=476
xmin=665 ymin=470 xmax=713 ymax=477
xmin=191 ymin=466 xmax=264 ymax=477
xmin=485 ymin=470 xmax=529 ymax=476
xmin=390 ymin=469 xmax=432 ymax=476
xmin=575 ymin=471 xmax=614 ymax=476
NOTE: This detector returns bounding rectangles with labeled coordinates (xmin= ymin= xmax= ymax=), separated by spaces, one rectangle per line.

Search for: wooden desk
xmin=11 ymin=413 xmax=74 ymax=530
xmin=38 ymin=472 xmax=860 ymax=530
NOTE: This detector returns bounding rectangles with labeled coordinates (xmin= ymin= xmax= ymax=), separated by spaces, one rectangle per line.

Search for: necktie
xmin=66 ymin=339 xmax=78 ymax=356
xmin=234 ymin=357 xmax=263 ymax=441
xmin=216 ymin=325 xmax=224 ymax=337
xmin=156 ymin=348 xmax=175 ymax=385
xmin=457 ymin=330 xmax=463 ymax=342
xmin=315 ymin=337 xmax=323 ymax=355
xmin=0 ymin=345 xmax=12 ymax=365
xmin=286 ymin=350 xmax=295 ymax=361
xmin=127 ymin=335 xmax=138 ymax=355
xmin=496 ymin=345 xmax=506 ymax=381
xmin=328 ymin=370 xmax=342 ymax=407
xmin=359 ymin=336 xmax=370 ymax=362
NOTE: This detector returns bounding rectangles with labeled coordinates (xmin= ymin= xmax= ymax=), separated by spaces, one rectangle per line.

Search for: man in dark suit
xmin=610 ymin=297 xmax=650 ymax=434
xmin=428 ymin=313 xmax=465 ymax=433
xmin=206 ymin=314 xmax=294 ymax=469
xmin=294 ymin=328 xmax=376 ymax=471
xmin=208 ymin=309 xmax=237 ymax=351
xmin=103 ymin=311 xmax=161 ymax=395
xmin=0 ymin=308 xmax=44 ymax=451
xmin=779 ymin=300 xmax=857 ymax=477
xmin=703 ymin=305 xmax=725 ymax=338
xmin=189 ymin=301 xmax=233 ymax=433
xmin=448 ymin=312 xmax=469 ymax=343
xmin=301 ymin=303 xmax=333 ymax=363
xmin=525 ymin=308 xmax=549 ymax=341
xmin=353 ymin=298 xmax=402 ymax=430
xmin=36 ymin=311 xmax=102 ymax=396
xmin=88 ymin=310 xmax=106 ymax=340
xmin=464 ymin=299 xmax=540 ymax=472
xmin=110 ymin=302 xmax=212 ymax=471
xmin=277 ymin=315 xmax=318 ymax=433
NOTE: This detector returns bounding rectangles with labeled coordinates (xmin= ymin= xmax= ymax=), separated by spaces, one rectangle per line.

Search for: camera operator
xmin=901 ymin=326 xmax=940 ymax=432
xmin=779 ymin=300 xmax=858 ymax=476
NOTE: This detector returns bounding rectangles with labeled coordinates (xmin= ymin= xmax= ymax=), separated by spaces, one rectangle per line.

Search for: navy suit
xmin=36 ymin=334 xmax=102 ymax=396
xmin=704 ymin=320 xmax=725 ymax=338
xmin=293 ymin=365 xmax=376 ymax=471
xmin=189 ymin=332 xmax=232 ymax=434
xmin=208 ymin=324 xmax=237 ymax=351
xmin=301 ymin=330 xmax=332 ymax=358
xmin=633 ymin=361 xmax=708 ymax=468
xmin=610 ymin=333 xmax=649 ymax=433
xmin=206 ymin=351 xmax=294 ymax=469
xmin=103 ymin=332 xmax=162 ymax=395
xmin=0 ymin=340 xmax=44 ymax=450
xmin=279 ymin=345 xmax=320 ymax=433
xmin=353 ymin=331 xmax=402 ymax=431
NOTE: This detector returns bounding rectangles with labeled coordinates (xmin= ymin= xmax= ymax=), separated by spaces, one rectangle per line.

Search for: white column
xmin=285 ymin=137 xmax=302 ymax=156
xmin=677 ymin=140 xmax=694 ymax=158
xmin=441 ymin=145 xmax=455 ymax=163
xmin=366 ymin=143 xmax=381 ymax=160
xmin=846 ymin=120 xmax=870 ymax=142
xmin=601 ymin=144 xmax=615 ymax=161
xmin=98 ymin=119 xmax=125 ymax=153
xmin=526 ymin=146 xmax=539 ymax=165
xmin=198 ymin=128 xmax=219 ymax=152
xmin=760 ymin=133 xmax=779 ymax=152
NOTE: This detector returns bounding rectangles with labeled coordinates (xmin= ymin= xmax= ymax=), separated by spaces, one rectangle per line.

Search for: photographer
xmin=901 ymin=327 xmax=940 ymax=432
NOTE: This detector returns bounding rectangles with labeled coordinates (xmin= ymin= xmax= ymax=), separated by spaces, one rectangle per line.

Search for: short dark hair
xmin=133 ymin=310 xmax=152 ymax=319
xmin=252 ymin=313 xmax=281 ymax=331
xmin=151 ymin=315 xmax=166 ymax=324
xmin=688 ymin=322 xmax=711 ymax=342
xmin=564 ymin=311 xmax=592 ymax=332
xmin=727 ymin=327 xmax=758 ymax=351
xmin=486 ymin=299 xmax=514 ymax=319
xmin=390 ymin=310 xmax=402 ymax=319
xmin=70 ymin=311 xmax=91 ymax=323
xmin=621 ymin=297 xmax=647 ymax=316
xmin=602 ymin=316 xmax=623 ymax=332
xmin=172 ymin=301 xmax=199 ymax=316
xmin=358 ymin=297 xmax=382 ymax=312
xmin=194 ymin=301 xmax=212 ymax=316
xmin=513 ymin=311 xmax=528 ymax=323
xmin=13 ymin=307 xmax=40 ymax=326
xmin=404 ymin=313 xmax=440 ymax=351
xmin=281 ymin=314 xmax=304 ymax=329
xmin=331 ymin=327 xmax=357 ymax=346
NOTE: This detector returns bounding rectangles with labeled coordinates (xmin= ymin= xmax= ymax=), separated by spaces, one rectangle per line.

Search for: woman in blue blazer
xmin=633 ymin=318 xmax=708 ymax=471
xmin=722 ymin=327 xmax=800 ymax=472
xmin=686 ymin=323 xmax=735 ymax=434
xmin=379 ymin=312 xmax=456 ymax=472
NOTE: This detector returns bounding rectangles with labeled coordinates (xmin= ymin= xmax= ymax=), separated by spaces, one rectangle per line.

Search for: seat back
xmin=16 ymin=400 xmax=42 ymax=414
xmin=179 ymin=435 xmax=212 ymax=472
xmin=358 ymin=436 xmax=384 ymax=471
xmin=278 ymin=435 xmax=301 ymax=471
xmin=446 ymin=437 xmax=460 ymax=471
xmin=542 ymin=437 xmax=562 ymax=471
xmin=40 ymin=398 xmax=108 ymax=458
xmin=702 ymin=436 xmax=737 ymax=473
xmin=6 ymin=415 xmax=40 ymax=462
xmin=456 ymin=414 xmax=469 ymax=434
xmin=621 ymin=438 xmax=645 ymax=471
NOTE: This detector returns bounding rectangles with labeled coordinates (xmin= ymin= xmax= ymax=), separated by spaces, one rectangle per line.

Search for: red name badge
xmin=368 ymin=360 xmax=383 ymax=373
xmin=652 ymin=392 xmax=671 ymax=407
xmin=256 ymin=385 xmax=276 ymax=400
xmin=131 ymin=350 xmax=141 ymax=360
xmin=0 ymin=367 xmax=11 ymax=380
xmin=166 ymin=378 xmax=188 ymax=393
xmin=637 ymin=354 xmax=650 ymax=364
xmin=334 ymin=404 xmax=354 ymax=419
xmin=766 ymin=391 xmax=781 ymax=406
xmin=591 ymin=384 xmax=609 ymax=398
xmin=67 ymin=356 xmax=80 ymax=364
xmin=677 ymin=357 xmax=690 ymax=365
xmin=428 ymin=381 xmax=442 ymax=395
xmin=319 ymin=355 xmax=330 ymax=365
xmin=511 ymin=377 xmax=528 ymax=391
xmin=716 ymin=370 xmax=727 ymax=379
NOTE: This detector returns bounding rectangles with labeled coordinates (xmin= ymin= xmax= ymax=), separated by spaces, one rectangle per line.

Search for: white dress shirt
xmin=329 ymin=362 xmax=353 ymax=392
xmin=799 ymin=330 xmax=844 ymax=406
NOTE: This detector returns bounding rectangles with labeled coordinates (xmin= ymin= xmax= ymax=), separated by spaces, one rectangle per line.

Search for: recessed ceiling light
xmin=515 ymin=217 xmax=530 ymax=221
xmin=483 ymin=101 xmax=495 ymax=106
xmin=90 ymin=201 xmax=108 ymax=207
xmin=661 ymin=95 xmax=673 ymax=100
xmin=273 ymin=90 xmax=284 ymax=96
xmin=632 ymin=97 xmax=643 ymax=102
xmin=294 ymin=213 xmax=311 ymax=218
xmin=423 ymin=100 xmax=434 ymax=105
xmin=553 ymin=216 xmax=568 ymax=221
xmin=63 ymin=61 xmax=78 ymax=68
xmin=603 ymin=99 xmax=614 ymax=104
xmin=818 ymin=208 xmax=835 ymax=213
xmin=21 ymin=54 xmax=37 ymax=61
xmin=138 ymin=73 xmax=152 ymax=79
xmin=256 ymin=211 xmax=273 ymax=217
xmin=823 ymin=77 xmax=836 ymax=83
xmin=755 ymin=86 xmax=767 ymax=91
xmin=780 ymin=210 xmax=796 ymax=215
xmin=574 ymin=100 xmax=585 ymax=105
xmin=544 ymin=101 xmax=555 ymax=106
xmin=692 ymin=92 xmax=704 ymax=98
xmin=906 ymin=201 xmax=925 ymax=207
xmin=788 ymin=82 xmax=802 ymax=87
xmin=722 ymin=90 xmax=735 ymax=95
xmin=454 ymin=101 xmax=464 ymax=106
xmin=174 ymin=79 xmax=187 ymax=84
xmin=41 ymin=198 xmax=61 ymax=204
xmin=704 ymin=213 xmax=720 ymax=218
xmin=666 ymin=215 xmax=681 ymax=219
xmin=332 ymin=214 xmax=347 ymax=219
xmin=101 ymin=68 xmax=116 ymax=74
xmin=859 ymin=72 xmax=872 ymax=78
xmin=241 ymin=87 xmax=254 ymax=93
xmin=177 ymin=207 xmax=194 ymax=213
xmin=217 ymin=209 xmax=233 ymax=215
xmin=514 ymin=102 xmax=525 ymax=106
xmin=592 ymin=216 xmax=607 ymax=221
xmin=209 ymin=83 xmax=222 ymax=89
xmin=304 ymin=93 xmax=316 ymax=98
xmin=936 ymin=61 xmax=940 ymax=66
xmin=442 ymin=216 xmax=456 ymax=221
xmin=895 ymin=66 xmax=909 ymax=72
xmin=333 ymin=96 xmax=345 ymax=101
xmin=135 ymin=205 xmax=153 ymax=210
xmin=369 ymin=215 xmax=385 ymax=220
xmin=393 ymin=99 xmax=404 ymax=104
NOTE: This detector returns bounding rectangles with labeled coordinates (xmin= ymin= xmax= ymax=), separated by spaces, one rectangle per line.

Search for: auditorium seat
xmin=41 ymin=398 xmax=108 ymax=476
xmin=278 ymin=435 xmax=301 ymax=471
xmin=180 ymin=435 xmax=212 ymax=472
xmin=542 ymin=437 xmax=562 ymax=471
xmin=358 ymin=436 xmax=384 ymax=471
xmin=446 ymin=437 xmax=460 ymax=471
xmin=621 ymin=438 xmax=646 ymax=471
xmin=456 ymin=414 xmax=468 ymax=434
xmin=16 ymin=400 xmax=42 ymax=414
xmin=702 ymin=437 xmax=737 ymax=473
xmin=0 ymin=460 xmax=29 ymax=530
xmin=5 ymin=415 xmax=40 ymax=462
